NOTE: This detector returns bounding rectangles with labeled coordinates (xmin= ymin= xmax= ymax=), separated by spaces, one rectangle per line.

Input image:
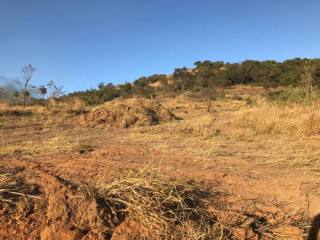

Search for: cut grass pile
xmin=97 ymin=170 xmax=309 ymax=239
xmin=98 ymin=170 xmax=229 ymax=240
xmin=80 ymin=98 xmax=177 ymax=128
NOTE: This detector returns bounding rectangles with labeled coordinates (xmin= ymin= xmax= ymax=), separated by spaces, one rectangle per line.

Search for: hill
xmin=65 ymin=58 xmax=320 ymax=105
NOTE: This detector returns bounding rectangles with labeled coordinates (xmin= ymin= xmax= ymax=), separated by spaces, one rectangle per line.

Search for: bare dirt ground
xmin=1 ymin=87 xmax=320 ymax=239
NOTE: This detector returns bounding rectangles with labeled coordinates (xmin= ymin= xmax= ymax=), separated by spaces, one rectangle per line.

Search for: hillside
xmin=65 ymin=58 xmax=320 ymax=105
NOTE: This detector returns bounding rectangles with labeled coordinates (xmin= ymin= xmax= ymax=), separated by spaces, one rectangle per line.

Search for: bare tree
xmin=301 ymin=60 xmax=315 ymax=99
xmin=16 ymin=64 xmax=36 ymax=107
xmin=47 ymin=80 xmax=64 ymax=98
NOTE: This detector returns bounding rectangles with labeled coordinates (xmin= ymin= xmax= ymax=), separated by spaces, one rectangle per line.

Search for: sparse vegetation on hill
xmin=61 ymin=58 xmax=320 ymax=105
xmin=2 ymin=58 xmax=320 ymax=107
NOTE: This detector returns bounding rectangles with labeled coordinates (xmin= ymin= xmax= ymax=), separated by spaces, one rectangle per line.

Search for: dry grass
xmin=0 ymin=172 xmax=41 ymax=205
xmin=0 ymin=128 xmax=91 ymax=158
xmin=97 ymin=170 xmax=309 ymax=240
xmin=98 ymin=170 xmax=230 ymax=240
xmin=1 ymin=91 xmax=317 ymax=239
xmin=0 ymin=101 xmax=10 ymax=111
xmin=134 ymin=115 xmax=218 ymax=139
xmin=233 ymin=101 xmax=320 ymax=137
xmin=1 ymin=171 xmax=39 ymax=192
xmin=127 ymin=97 xmax=320 ymax=173
xmin=80 ymin=98 xmax=177 ymax=128
xmin=0 ymin=172 xmax=43 ymax=231
xmin=0 ymin=97 xmax=87 ymax=118
xmin=47 ymin=97 xmax=88 ymax=114
xmin=0 ymin=100 xmax=48 ymax=114
xmin=0 ymin=173 xmax=19 ymax=204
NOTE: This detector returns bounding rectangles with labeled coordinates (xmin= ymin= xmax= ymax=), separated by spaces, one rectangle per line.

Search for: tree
xmin=133 ymin=77 xmax=155 ymax=98
xmin=98 ymin=82 xmax=105 ymax=89
xmin=172 ymin=68 xmax=195 ymax=91
xmin=16 ymin=64 xmax=36 ymax=107
xmin=47 ymin=80 xmax=64 ymax=98
xmin=99 ymin=82 xmax=119 ymax=101
xmin=119 ymin=82 xmax=133 ymax=96
xmin=38 ymin=85 xmax=47 ymax=99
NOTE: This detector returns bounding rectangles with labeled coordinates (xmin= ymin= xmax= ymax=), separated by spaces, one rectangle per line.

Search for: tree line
xmin=67 ymin=58 xmax=320 ymax=105
xmin=1 ymin=58 xmax=319 ymax=106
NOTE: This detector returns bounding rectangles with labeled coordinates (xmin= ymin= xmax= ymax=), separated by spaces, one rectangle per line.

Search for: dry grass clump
xmin=166 ymin=117 xmax=219 ymax=138
xmin=0 ymin=171 xmax=42 ymax=228
xmin=0 ymin=102 xmax=47 ymax=118
xmin=0 ymin=101 xmax=10 ymax=111
xmin=233 ymin=101 xmax=320 ymax=136
xmin=80 ymin=98 xmax=177 ymax=128
xmin=47 ymin=97 xmax=88 ymax=114
xmin=0 ymin=102 xmax=37 ymax=117
xmin=0 ymin=109 xmax=34 ymax=117
xmin=0 ymin=172 xmax=37 ymax=216
xmin=0 ymin=172 xmax=40 ymax=205
xmin=135 ymin=115 xmax=219 ymax=140
xmin=98 ymin=170 xmax=229 ymax=239
xmin=0 ymin=173 xmax=19 ymax=204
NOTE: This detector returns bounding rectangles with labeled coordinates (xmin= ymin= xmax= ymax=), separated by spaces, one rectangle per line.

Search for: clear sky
xmin=0 ymin=0 xmax=320 ymax=92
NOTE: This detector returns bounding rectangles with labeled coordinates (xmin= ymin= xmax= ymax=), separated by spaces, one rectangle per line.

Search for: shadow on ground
xmin=308 ymin=213 xmax=320 ymax=240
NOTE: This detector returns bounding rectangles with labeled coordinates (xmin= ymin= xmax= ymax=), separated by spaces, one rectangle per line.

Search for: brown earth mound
xmin=39 ymin=173 xmax=123 ymax=240
xmin=79 ymin=99 xmax=177 ymax=128
xmin=0 ymin=169 xmax=118 ymax=240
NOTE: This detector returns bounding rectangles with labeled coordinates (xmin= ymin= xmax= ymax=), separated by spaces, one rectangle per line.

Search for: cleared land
xmin=1 ymin=86 xmax=320 ymax=239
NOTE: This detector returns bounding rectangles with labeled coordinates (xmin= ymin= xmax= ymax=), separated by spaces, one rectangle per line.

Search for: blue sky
xmin=0 ymin=0 xmax=320 ymax=92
